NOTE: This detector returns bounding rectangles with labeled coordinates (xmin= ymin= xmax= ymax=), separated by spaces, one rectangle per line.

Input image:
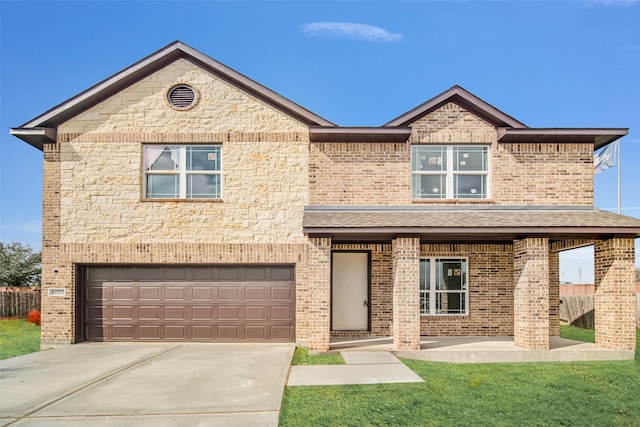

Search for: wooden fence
xmin=0 ymin=287 xmax=41 ymax=318
xmin=560 ymin=293 xmax=640 ymax=329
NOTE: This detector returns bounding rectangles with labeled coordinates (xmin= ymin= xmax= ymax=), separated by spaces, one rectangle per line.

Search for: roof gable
xmin=12 ymin=41 xmax=334 ymax=149
xmin=384 ymin=85 xmax=526 ymax=129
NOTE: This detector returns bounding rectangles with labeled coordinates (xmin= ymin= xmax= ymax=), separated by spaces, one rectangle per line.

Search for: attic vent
xmin=167 ymin=84 xmax=197 ymax=109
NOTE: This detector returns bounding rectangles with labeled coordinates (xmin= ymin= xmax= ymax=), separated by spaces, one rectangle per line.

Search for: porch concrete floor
xmin=330 ymin=336 xmax=635 ymax=363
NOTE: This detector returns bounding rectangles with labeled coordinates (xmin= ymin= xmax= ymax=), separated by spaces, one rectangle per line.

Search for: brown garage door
xmin=79 ymin=265 xmax=295 ymax=342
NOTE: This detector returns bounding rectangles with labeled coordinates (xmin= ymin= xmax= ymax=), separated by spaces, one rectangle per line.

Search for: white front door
xmin=332 ymin=252 xmax=369 ymax=330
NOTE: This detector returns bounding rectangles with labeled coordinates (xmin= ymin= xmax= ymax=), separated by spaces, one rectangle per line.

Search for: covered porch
xmin=303 ymin=206 xmax=640 ymax=354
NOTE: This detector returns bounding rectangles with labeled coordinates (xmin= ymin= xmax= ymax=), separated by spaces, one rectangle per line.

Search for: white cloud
xmin=301 ymin=22 xmax=402 ymax=42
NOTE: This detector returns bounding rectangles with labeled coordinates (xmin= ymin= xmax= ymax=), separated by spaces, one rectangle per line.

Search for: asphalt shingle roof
xmin=302 ymin=207 xmax=640 ymax=237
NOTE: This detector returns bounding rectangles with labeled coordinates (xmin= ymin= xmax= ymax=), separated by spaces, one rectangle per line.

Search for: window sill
xmin=141 ymin=198 xmax=224 ymax=203
xmin=411 ymin=199 xmax=495 ymax=204
xmin=420 ymin=314 xmax=470 ymax=317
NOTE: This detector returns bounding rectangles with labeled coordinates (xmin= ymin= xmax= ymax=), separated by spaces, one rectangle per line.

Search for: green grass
xmin=0 ymin=319 xmax=41 ymax=360
xmin=280 ymin=328 xmax=640 ymax=426
xmin=292 ymin=347 xmax=344 ymax=365
xmin=560 ymin=324 xmax=596 ymax=343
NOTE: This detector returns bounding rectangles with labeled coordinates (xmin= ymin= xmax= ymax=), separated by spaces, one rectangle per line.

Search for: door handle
xmin=363 ymin=300 xmax=368 ymax=307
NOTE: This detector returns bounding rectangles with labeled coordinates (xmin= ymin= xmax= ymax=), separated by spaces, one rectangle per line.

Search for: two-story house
xmin=11 ymin=41 xmax=640 ymax=354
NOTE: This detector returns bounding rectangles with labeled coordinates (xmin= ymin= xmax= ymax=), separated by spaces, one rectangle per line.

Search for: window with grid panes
xmin=420 ymin=258 xmax=468 ymax=315
xmin=144 ymin=145 xmax=221 ymax=199
xmin=411 ymin=145 xmax=489 ymax=199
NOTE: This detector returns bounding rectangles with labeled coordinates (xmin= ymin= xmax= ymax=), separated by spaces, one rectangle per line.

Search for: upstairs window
xmin=412 ymin=145 xmax=489 ymax=199
xmin=420 ymin=258 xmax=468 ymax=316
xmin=143 ymin=145 xmax=222 ymax=199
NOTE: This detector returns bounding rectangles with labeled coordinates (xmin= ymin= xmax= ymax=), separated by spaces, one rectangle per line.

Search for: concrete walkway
xmin=287 ymin=351 xmax=424 ymax=386
xmin=330 ymin=336 xmax=635 ymax=363
xmin=1 ymin=343 xmax=294 ymax=427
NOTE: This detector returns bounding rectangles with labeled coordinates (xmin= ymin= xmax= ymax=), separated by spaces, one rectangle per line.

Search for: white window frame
xmin=420 ymin=257 xmax=469 ymax=316
xmin=143 ymin=144 xmax=222 ymax=199
xmin=411 ymin=145 xmax=490 ymax=199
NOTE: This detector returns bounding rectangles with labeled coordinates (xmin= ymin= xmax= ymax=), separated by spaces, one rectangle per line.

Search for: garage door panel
xmin=218 ymin=287 xmax=239 ymax=301
xmin=193 ymin=325 xmax=215 ymax=339
xmin=219 ymin=268 xmax=240 ymax=281
xmin=218 ymin=325 xmax=240 ymax=339
xmin=86 ymin=305 xmax=107 ymax=321
xmin=139 ymin=325 xmax=161 ymax=340
xmin=139 ymin=306 xmax=161 ymax=320
xmin=245 ymin=268 xmax=266 ymax=281
xmin=271 ymin=306 xmax=294 ymax=321
xmin=271 ymin=267 xmax=294 ymax=281
xmin=139 ymin=286 xmax=161 ymax=300
xmin=165 ymin=306 xmax=187 ymax=320
xmin=87 ymin=286 xmax=107 ymax=302
xmin=112 ymin=306 xmax=134 ymax=320
xmin=246 ymin=306 xmax=266 ymax=321
xmin=112 ymin=286 xmax=133 ymax=300
xmin=165 ymin=326 xmax=186 ymax=340
xmin=218 ymin=306 xmax=240 ymax=320
xmin=86 ymin=325 xmax=106 ymax=340
xmin=246 ymin=325 xmax=267 ymax=339
xmin=192 ymin=306 xmax=214 ymax=320
xmin=246 ymin=287 xmax=266 ymax=301
xmin=193 ymin=287 xmax=214 ymax=301
xmin=82 ymin=266 xmax=294 ymax=342
xmin=112 ymin=325 xmax=134 ymax=339
xmin=165 ymin=287 xmax=186 ymax=300
xmin=271 ymin=287 xmax=293 ymax=300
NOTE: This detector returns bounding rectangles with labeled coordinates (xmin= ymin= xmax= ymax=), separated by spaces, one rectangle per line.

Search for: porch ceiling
xmin=303 ymin=206 xmax=640 ymax=242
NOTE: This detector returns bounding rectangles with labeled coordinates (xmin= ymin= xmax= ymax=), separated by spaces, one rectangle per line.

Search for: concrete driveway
xmin=0 ymin=343 xmax=294 ymax=427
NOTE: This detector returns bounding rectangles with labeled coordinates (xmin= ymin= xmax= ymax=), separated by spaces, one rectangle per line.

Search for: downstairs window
xmin=420 ymin=258 xmax=468 ymax=315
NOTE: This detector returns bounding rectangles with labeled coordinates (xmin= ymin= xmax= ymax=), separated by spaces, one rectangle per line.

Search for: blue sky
xmin=1 ymin=0 xmax=639 ymax=282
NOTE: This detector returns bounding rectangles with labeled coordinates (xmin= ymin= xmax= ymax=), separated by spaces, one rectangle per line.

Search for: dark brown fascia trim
xmin=9 ymin=127 xmax=56 ymax=151
xmin=309 ymin=126 xmax=412 ymax=143
xmin=497 ymin=128 xmax=628 ymax=150
xmin=14 ymin=41 xmax=334 ymax=134
xmin=384 ymin=85 xmax=526 ymax=128
xmin=303 ymin=226 xmax=640 ymax=237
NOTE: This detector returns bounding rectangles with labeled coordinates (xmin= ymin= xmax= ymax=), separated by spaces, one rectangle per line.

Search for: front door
xmin=331 ymin=252 xmax=369 ymax=330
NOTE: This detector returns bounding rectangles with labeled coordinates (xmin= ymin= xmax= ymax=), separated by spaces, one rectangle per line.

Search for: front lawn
xmin=0 ymin=319 xmax=41 ymax=360
xmin=280 ymin=328 xmax=640 ymax=426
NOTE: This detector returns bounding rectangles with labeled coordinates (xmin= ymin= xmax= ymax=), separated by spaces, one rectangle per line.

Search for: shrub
xmin=27 ymin=309 xmax=41 ymax=326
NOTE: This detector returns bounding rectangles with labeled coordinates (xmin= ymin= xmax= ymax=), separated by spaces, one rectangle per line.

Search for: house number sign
xmin=48 ymin=288 xmax=66 ymax=297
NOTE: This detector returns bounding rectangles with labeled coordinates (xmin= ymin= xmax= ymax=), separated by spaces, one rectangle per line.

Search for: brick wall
xmin=309 ymin=103 xmax=594 ymax=207
xmin=492 ymin=142 xmax=593 ymax=205
xmin=420 ymin=243 xmax=515 ymax=336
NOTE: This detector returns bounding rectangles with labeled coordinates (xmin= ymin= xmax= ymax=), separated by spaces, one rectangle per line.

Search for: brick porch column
xmin=594 ymin=238 xmax=636 ymax=351
xmin=307 ymin=237 xmax=332 ymax=352
xmin=513 ymin=237 xmax=550 ymax=350
xmin=392 ymin=237 xmax=420 ymax=351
